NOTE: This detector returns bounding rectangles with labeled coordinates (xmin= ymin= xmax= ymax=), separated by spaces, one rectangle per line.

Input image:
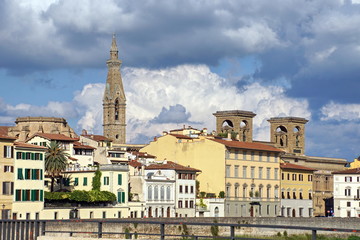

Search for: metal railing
xmin=1 ymin=219 xmax=360 ymax=240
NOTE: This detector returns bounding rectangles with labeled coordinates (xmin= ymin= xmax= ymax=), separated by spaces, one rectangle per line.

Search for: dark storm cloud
xmin=151 ymin=104 xmax=191 ymax=124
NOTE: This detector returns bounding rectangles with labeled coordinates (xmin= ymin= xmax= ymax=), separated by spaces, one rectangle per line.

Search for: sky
xmin=0 ymin=0 xmax=360 ymax=161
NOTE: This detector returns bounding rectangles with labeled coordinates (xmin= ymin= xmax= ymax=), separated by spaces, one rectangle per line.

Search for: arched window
xmin=160 ymin=186 xmax=165 ymax=200
xmin=154 ymin=186 xmax=159 ymax=200
xmin=115 ymin=98 xmax=119 ymax=120
xmin=166 ymin=186 xmax=171 ymax=200
xmin=148 ymin=186 xmax=152 ymax=200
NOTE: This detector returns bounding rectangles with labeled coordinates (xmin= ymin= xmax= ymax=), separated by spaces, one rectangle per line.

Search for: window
xmin=258 ymin=167 xmax=263 ymax=179
xmin=4 ymin=166 xmax=13 ymax=173
xmin=17 ymin=168 xmax=23 ymax=180
xmin=292 ymin=174 xmax=297 ymax=181
xmin=259 ymin=152 xmax=263 ymax=161
xmin=235 ymin=185 xmax=239 ymax=198
xmin=251 ymin=151 xmax=255 ymax=161
xmin=235 ymin=150 xmax=238 ymax=159
xmin=243 ymin=166 xmax=247 ymax=178
xmin=178 ymin=200 xmax=183 ymax=208
xmin=190 ymin=200 xmax=194 ymax=208
xmin=226 ymin=184 xmax=230 ymax=197
xmin=299 ymin=174 xmax=303 ymax=181
xmin=274 ymin=154 xmax=278 ymax=163
xmin=74 ymin=178 xmax=79 ymax=186
xmin=154 ymin=186 xmax=159 ymax=200
xmin=166 ymin=186 xmax=171 ymax=200
xmin=242 ymin=185 xmax=247 ymax=198
xmin=243 ymin=151 xmax=247 ymax=160
xmin=345 ymin=188 xmax=351 ymax=197
xmin=83 ymin=177 xmax=88 ymax=186
xmin=345 ymin=176 xmax=352 ymax=182
xmin=293 ymin=192 xmax=297 ymax=199
xmin=118 ymin=174 xmax=122 ymax=185
xmin=3 ymin=146 xmax=13 ymax=158
xmin=117 ymin=191 xmax=125 ymax=203
xmin=234 ymin=165 xmax=239 ymax=178
xmin=274 ymin=187 xmax=279 ymax=199
xmin=2 ymin=182 xmax=13 ymax=195
xmin=185 ymin=186 xmax=188 ymax=194
xmin=148 ymin=186 xmax=152 ymax=200
xmin=308 ymin=175 xmax=313 ymax=181
xmin=266 ymin=168 xmax=270 ymax=180
xmin=251 ymin=167 xmax=255 ymax=178
xmin=179 ymin=185 xmax=183 ymax=193
xmin=347 ymin=201 xmax=351 ymax=207
xmin=281 ymin=173 xmax=284 ymax=180
xmin=266 ymin=186 xmax=271 ymax=199
xmin=190 ymin=186 xmax=194 ymax=194
xmin=185 ymin=200 xmax=189 ymax=208
xmin=160 ymin=186 xmax=165 ymax=200
xmin=267 ymin=153 xmax=270 ymax=162
xmin=226 ymin=165 xmax=231 ymax=177
xmin=104 ymin=177 xmax=110 ymax=185
xmin=225 ymin=150 xmax=230 ymax=159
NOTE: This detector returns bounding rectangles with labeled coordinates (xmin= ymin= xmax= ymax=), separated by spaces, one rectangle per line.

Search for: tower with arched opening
xmin=267 ymin=117 xmax=308 ymax=155
xmin=213 ymin=110 xmax=256 ymax=142
xmin=103 ymin=34 xmax=126 ymax=144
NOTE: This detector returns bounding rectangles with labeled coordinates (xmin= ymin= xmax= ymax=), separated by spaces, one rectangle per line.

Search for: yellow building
xmin=280 ymin=162 xmax=315 ymax=217
xmin=12 ymin=142 xmax=46 ymax=220
xmin=141 ymin=134 xmax=283 ymax=217
xmin=0 ymin=134 xmax=16 ymax=219
xmin=349 ymin=157 xmax=360 ymax=169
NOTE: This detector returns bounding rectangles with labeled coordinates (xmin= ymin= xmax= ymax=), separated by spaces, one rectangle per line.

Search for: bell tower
xmin=103 ymin=34 xmax=126 ymax=144
xmin=267 ymin=117 xmax=308 ymax=156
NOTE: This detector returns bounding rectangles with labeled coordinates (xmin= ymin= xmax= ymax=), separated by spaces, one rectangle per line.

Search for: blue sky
xmin=0 ymin=0 xmax=360 ymax=161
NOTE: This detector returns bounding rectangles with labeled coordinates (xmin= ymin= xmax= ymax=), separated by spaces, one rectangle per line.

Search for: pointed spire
xmin=111 ymin=33 xmax=118 ymax=52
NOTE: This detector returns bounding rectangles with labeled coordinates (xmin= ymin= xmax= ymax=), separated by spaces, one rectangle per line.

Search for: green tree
xmin=92 ymin=168 xmax=102 ymax=191
xmin=45 ymin=141 xmax=69 ymax=192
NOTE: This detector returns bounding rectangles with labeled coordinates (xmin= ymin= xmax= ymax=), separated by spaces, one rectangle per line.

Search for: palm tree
xmin=45 ymin=141 xmax=69 ymax=192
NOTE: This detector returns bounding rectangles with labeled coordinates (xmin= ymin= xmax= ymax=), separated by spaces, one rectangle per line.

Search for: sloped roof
xmin=131 ymin=151 xmax=156 ymax=159
xmin=280 ymin=162 xmax=316 ymax=171
xmin=129 ymin=160 xmax=143 ymax=168
xmin=0 ymin=134 xmax=16 ymax=141
xmin=0 ymin=126 xmax=10 ymax=136
xmin=210 ymin=138 xmax=283 ymax=152
xmin=81 ymin=134 xmax=112 ymax=142
xmin=28 ymin=133 xmax=79 ymax=142
xmin=145 ymin=161 xmax=201 ymax=172
xmin=333 ymin=168 xmax=360 ymax=174
xmin=14 ymin=142 xmax=47 ymax=150
xmin=73 ymin=141 xmax=96 ymax=150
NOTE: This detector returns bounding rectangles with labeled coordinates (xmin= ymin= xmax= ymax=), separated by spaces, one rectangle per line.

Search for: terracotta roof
xmin=169 ymin=134 xmax=194 ymax=139
xmin=82 ymin=134 xmax=112 ymax=142
xmin=28 ymin=133 xmax=79 ymax=142
xmin=129 ymin=160 xmax=143 ymax=168
xmin=280 ymin=162 xmax=316 ymax=171
xmin=210 ymin=138 xmax=283 ymax=152
xmin=73 ymin=141 xmax=96 ymax=150
xmin=333 ymin=168 xmax=360 ymax=174
xmin=68 ymin=157 xmax=78 ymax=161
xmin=145 ymin=161 xmax=201 ymax=172
xmin=0 ymin=126 xmax=10 ymax=136
xmin=130 ymin=151 xmax=156 ymax=159
xmin=14 ymin=142 xmax=47 ymax=150
xmin=170 ymin=126 xmax=199 ymax=132
xmin=0 ymin=134 xmax=16 ymax=141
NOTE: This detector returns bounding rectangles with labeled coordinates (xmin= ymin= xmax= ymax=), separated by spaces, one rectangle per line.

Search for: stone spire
xmin=103 ymin=35 xmax=126 ymax=144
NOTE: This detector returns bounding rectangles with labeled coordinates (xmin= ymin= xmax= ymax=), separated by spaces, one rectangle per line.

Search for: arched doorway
xmin=155 ymin=208 xmax=158 ymax=218
xmin=161 ymin=208 xmax=164 ymax=217
xmin=167 ymin=207 xmax=170 ymax=218
xmin=148 ymin=207 xmax=152 ymax=218
xmin=214 ymin=207 xmax=219 ymax=217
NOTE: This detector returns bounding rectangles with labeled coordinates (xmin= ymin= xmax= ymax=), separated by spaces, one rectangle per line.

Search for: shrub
xmin=218 ymin=191 xmax=225 ymax=198
xmin=70 ymin=190 xmax=90 ymax=202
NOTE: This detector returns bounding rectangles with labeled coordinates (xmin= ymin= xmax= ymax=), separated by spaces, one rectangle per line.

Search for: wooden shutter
xmin=3 ymin=146 xmax=6 ymax=158
xmin=121 ymin=192 xmax=125 ymax=203
xmin=118 ymin=174 xmax=122 ymax=185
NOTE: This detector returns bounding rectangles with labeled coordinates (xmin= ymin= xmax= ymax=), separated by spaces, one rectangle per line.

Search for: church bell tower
xmin=103 ymin=34 xmax=126 ymax=144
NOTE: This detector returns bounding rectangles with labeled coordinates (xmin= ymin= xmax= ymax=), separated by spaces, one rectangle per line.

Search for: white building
xmin=333 ymin=168 xmax=360 ymax=217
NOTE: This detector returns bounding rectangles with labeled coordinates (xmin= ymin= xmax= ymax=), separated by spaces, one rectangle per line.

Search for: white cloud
xmin=320 ymin=101 xmax=360 ymax=121
xmin=71 ymin=64 xmax=311 ymax=143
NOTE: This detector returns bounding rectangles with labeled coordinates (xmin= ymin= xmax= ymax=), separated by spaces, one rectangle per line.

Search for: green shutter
xmin=118 ymin=192 xmax=121 ymax=202
xmin=104 ymin=177 xmax=106 ymax=185
xmin=31 ymin=153 xmax=35 ymax=160
xmin=24 ymin=169 xmax=29 ymax=179
xmin=40 ymin=190 xmax=43 ymax=201
xmin=121 ymin=192 xmax=125 ymax=203
xmin=118 ymin=174 xmax=122 ymax=185
xmin=31 ymin=169 xmax=35 ymax=180
xmin=40 ymin=169 xmax=43 ymax=180
xmin=31 ymin=190 xmax=35 ymax=201
xmin=40 ymin=154 xmax=43 ymax=160
xmin=17 ymin=168 xmax=23 ymax=180
xmin=83 ymin=177 xmax=87 ymax=186
xmin=22 ymin=190 xmax=26 ymax=201
xmin=22 ymin=152 xmax=25 ymax=160
xmin=74 ymin=178 xmax=78 ymax=186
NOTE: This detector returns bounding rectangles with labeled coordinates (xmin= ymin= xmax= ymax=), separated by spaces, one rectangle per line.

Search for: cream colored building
xmin=12 ymin=142 xmax=46 ymax=220
xmin=141 ymin=134 xmax=283 ymax=217
xmin=280 ymin=162 xmax=315 ymax=217
xmin=0 ymin=134 xmax=16 ymax=219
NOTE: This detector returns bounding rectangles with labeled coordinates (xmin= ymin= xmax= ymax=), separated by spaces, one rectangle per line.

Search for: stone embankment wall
xmin=40 ymin=217 xmax=360 ymax=239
